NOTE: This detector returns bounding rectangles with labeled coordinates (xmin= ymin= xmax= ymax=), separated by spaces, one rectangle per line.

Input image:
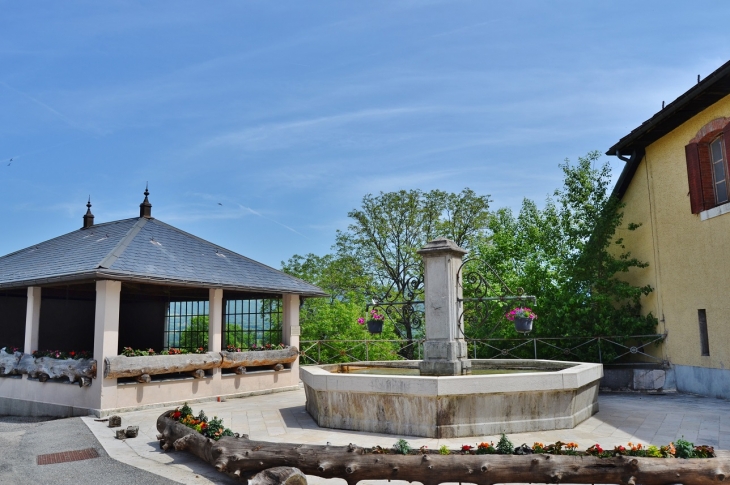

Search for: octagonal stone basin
xmin=300 ymin=359 xmax=602 ymax=438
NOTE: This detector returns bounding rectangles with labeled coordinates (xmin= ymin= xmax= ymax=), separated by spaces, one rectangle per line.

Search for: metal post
xmin=318 ymin=342 xmax=321 ymax=364
xmin=365 ymin=341 xmax=369 ymax=362
xmin=533 ymin=338 xmax=537 ymax=360
xmin=598 ymin=338 xmax=602 ymax=363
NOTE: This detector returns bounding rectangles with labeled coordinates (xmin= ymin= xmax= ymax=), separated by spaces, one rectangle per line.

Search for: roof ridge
xmin=0 ymin=218 xmax=139 ymax=262
xmin=98 ymin=218 xmax=149 ymax=269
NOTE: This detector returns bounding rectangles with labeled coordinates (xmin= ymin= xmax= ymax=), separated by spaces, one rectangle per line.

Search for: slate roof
xmin=0 ymin=217 xmax=327 ymax=296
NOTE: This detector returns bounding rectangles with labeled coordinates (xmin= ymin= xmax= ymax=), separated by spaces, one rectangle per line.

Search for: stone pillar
xmin=23 ymin=287 xmax=42 ymax=354
xmin=282 ymin=294 xmax=300 ymax=376
xmin=417 ymin=238 xmax=471 ymax=376
xmin=208 ymin=288 xmax=224 ymax=389
xmin=94 ymin=280 xmax=122 ymax=411
xmin=208 ymin=288 xmax=224 ymax=352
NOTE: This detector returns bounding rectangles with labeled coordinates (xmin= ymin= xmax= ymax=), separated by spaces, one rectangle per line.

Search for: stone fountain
xmin=299 ymin=239 xmax=602 ymax=438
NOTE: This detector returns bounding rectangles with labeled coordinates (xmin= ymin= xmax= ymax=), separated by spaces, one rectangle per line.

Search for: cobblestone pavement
xmin=81 ymin=389 xmax=730 ymax=485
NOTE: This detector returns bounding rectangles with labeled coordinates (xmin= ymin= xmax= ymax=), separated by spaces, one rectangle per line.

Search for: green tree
xmin=179 ymin=316 xmax=209 ymax=351
xmin=282 ymin=253 xmax=403 ymax=363
xmin=469 ymin=152 xmax=657 ymax=360
xmin=335 ymin=188 xmax=491 ymax=351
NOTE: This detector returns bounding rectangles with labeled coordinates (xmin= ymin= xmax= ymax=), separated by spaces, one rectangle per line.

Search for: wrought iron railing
xmin=299 ymin=334 xmax=666 ymax=366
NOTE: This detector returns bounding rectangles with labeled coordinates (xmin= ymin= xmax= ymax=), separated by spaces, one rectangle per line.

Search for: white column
xmin=94 ymin=280 xmax=121 ymax=412
xmin=282 ymin=294 xmax=300 ymax=378
xmin=23 ymin=287 xmax=42 ymax=354
xmin=208 ymin=288 xmax=223 ymax=352
xmin=208 ymin=288 xmax=224 ymax=392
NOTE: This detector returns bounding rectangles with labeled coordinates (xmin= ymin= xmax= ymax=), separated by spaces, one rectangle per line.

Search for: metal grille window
xmin=224 ymin=299 xmax=282 ymax=349
xmin=164 ymin=300 xmax=210 ymax=351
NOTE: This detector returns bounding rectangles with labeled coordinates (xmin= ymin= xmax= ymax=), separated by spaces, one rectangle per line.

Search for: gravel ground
xmin=0 ymin=415 xmax=181 ymax=484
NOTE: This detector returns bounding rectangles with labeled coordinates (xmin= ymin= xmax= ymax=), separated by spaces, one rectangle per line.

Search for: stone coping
xmin=300 ymin=359 xmax=603 ymax=396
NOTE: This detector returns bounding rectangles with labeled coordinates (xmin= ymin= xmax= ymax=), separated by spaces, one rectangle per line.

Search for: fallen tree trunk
xmin=219 ymin=347 xmax=298 ymax=369
xmin=156 ymin=411 xmax=729 ymax=485
xmin=104 ymin=352 xmax=222 ymax=379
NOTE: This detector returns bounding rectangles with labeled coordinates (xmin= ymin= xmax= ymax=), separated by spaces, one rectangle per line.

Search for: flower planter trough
xmin=104 ymin=347 xmax=298 ymax=382
xmin=0 ymin=349 xmax=96 ymax=387
xmin=156 ymin=409 xmax=726 ymax=485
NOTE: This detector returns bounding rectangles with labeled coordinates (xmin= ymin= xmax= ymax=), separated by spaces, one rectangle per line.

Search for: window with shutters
xmin=685 ymin=118 xmax=730 ymax=214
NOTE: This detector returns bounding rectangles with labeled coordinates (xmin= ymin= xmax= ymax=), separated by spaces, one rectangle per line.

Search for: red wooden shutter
xmin=723 ymin=123 xmax=730 ymax=198
xmin=685 ymin=143 xmax=703 ymax=214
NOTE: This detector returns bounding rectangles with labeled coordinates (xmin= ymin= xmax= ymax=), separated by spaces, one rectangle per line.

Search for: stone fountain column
xmin=417 ymin=238 xmax=472 ymax=376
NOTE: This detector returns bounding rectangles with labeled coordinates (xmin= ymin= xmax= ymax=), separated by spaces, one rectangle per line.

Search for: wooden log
xmin=104 ymin=352 xmax=222 ymax=379
xmin=0 ymin=349 xmax=21 ymax=375
xmin=273 ymin=363 xmax=284 ymax=372
xmin=156 ymin=411 xmax=730 ymax=485
xmin=14 ymin=354 xmax=96 ymax=384
xmin=234 ymin=366 xmax=246 ymax=375
xmin=249 ymin=467 xmax=307 ymax=485
xmin=16 ymin=354 xmax=40 ymax=378
xmin=219 ymin=347 xmax=298 ymax=369
xmin=189 ymin=369 xmax=206 ymax=379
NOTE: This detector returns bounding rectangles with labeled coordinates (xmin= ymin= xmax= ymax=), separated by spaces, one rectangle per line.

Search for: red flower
xmin=461 ymin=445 xmax=473 ymax=451
xmin=172 ymin=411 xmax=182 ymax=420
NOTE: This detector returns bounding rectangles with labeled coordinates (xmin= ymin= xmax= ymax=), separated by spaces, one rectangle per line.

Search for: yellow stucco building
xmin=608 ymin=60 xmax=730 ymax=399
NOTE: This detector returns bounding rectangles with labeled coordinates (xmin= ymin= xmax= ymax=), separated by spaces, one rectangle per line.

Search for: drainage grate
xmin=37 ymin=448 xmax=99 ymax=465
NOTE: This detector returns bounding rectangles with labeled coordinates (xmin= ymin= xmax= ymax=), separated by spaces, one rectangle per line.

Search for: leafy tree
xmin=334 ymin=188 xmax=491 ymax=352
xmin=179 ymin=316 xmax=209 ymax=351
xmin=469 ymin=152 xmax=657 ymax=360
xmin=282 ymin=253 xmax=403 ymax=363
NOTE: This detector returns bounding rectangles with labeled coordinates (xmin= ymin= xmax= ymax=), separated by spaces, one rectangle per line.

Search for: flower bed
xmin=169 ymin=402 xmax=235 ymax=441
xmin=373 ymin=434 xmax=715 ymax=459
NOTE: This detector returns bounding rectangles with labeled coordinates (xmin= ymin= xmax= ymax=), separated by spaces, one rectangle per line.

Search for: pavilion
xmin=0 ymin=189 xmax=325 ymax=417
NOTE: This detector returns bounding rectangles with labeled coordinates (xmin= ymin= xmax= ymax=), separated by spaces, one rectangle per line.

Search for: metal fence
xmin=299 ymin=334 xmax=666 ymax=366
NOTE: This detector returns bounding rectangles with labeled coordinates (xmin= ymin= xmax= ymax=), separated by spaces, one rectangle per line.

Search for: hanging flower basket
xmin=505 ymin=307 xmax=537 ymax=334
xmin=513 ymin=316 xmax=533 ymax=333
xmin=358 ymin=309 xmax=385 ymax=334
xmin=366 ymin=319 xmax=384 ymax=334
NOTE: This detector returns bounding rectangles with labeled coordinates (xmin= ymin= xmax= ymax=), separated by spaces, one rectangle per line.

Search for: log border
xmin=156 ymin=410 xmax=729 ymax=485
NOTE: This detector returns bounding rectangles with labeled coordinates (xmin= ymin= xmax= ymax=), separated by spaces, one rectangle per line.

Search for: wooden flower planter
xmin=220 ymin=347 xmax=299 ymax=374
xmin=0 ymin=350 xmax=96 ymax=387
xmin=156 ymin=410 xmax=727 ymax=485
xmin=104 ymin=352 xmax=222 ymax=382
xmin=104 ymin=347 xmax=298 ymax=382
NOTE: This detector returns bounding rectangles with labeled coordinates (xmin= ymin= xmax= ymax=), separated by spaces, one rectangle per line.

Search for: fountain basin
xmin=300 ymin=359 xmax=602 ymax=438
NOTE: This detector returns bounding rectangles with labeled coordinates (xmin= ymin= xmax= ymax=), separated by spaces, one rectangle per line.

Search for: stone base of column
xmin=419 ymin=359 xmax=472 ymax=376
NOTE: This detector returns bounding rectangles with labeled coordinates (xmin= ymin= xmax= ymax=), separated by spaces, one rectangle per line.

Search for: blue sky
xmin=1 ymin=1 xmax=729 ymax=269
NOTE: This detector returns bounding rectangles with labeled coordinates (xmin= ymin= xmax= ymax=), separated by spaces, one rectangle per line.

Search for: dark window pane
xmin=715 ymin=160 xmax=726 ymax=182
xmin=711 ymin=138 xmax=724 ymax=163
xmin=717 ymin=180 xmax=728 ymax=203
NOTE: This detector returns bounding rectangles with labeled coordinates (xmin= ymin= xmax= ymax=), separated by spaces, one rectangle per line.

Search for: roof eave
xmin=607 ymin=59 xmax=730 ymax=157
xmin=0 ymin=270 xmax=329 ymax=298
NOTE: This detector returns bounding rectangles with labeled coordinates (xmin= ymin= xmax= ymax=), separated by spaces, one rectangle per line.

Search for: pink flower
xmin=357 ymin=318 xmax=365 ymax=325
